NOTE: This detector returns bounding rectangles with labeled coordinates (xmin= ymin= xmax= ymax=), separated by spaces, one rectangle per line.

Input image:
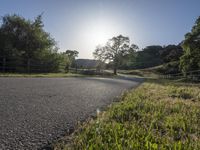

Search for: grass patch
xmin=0 ymin=71 xmax=115 ymax=78
xmin=54 ymin=79 xmax=200 ymax=150
xmin=118 ymin=69 xmax=160 ymax=78
xmin=118 ymin=61 xmax=181 ymax=78
xmin=0 ymin=73 xmax=86 ymax=78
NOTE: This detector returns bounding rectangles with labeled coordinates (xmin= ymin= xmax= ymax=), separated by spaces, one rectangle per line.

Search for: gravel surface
xmin=0 ymin=77 xmax=142 ymax=149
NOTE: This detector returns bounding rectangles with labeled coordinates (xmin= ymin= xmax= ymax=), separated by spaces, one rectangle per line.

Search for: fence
xmin=159 ymin=69 xmax=200 ymax=82
xmin=0 ymin=56 xmax=110 ymax=75
xmin=1 ymin=55 xmax=200 ymax=80
xmin=0 ymin=56 xmax=68 ymax=73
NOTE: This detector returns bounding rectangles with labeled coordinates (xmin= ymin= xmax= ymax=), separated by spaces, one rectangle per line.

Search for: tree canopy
xmin=0 ymin=14 xmax=69 ymax=73
xmin=180 ymin=16 xmax=200 ymax=74
xmin=64 ymin=50 xmax=79 ymax=72
xmin=93 ymin=35 xmax=138 ymax=74
xmin=160 ymin=44 xmax=183 ymax=63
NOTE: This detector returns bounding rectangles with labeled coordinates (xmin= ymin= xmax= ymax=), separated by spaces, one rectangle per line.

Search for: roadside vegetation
xmin=1 ymin=15 xmax=199 ymax=78
xmin=94 ymin=16 xmax=200 ymax=78
xmin=0 ymin=14 xmax=79 ymax=73
xmin=118 ymin=61 xmax=180 ymax=77
xmin=54 ymin=79 xmax=200 ymax=150
xmin=0 ymin=70 xmax=115 ymax=78
xmin=0 ymin=73 xmax=84 ymax=78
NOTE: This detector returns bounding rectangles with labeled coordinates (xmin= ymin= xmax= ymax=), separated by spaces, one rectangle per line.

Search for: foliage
xmin=65 ymin=50 xmax=79 ymax=70
xmin=114 ymin=44 xmax=183 ymax=71
xmin=93 ymin=35 xmax=138 ymax=74
xmin=160 ymin=45 xmax=183 ymax=63
xmin=156 ymin=61 xmax=181 ymax=74
xmin=57 ymin=80 xmax=200 ymax=150
xmin=133 ymin=45 xmax=163 ymax=69
xmin=0 ymin=14 xmax=69 ymax=73
xmin=118 ymin=44 xmax=138 ymax=69
xmin=180 ymin=16 xmax=200 ymax=74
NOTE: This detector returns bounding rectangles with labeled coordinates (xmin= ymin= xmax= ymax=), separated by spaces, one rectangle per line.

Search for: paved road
xmin=0 ymin=77 xmax=142 ymax=149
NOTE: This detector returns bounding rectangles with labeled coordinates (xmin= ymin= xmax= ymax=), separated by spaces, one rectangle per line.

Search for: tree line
xmin=0 ymin=14 xmax=199 ymax=75
xmin=0 ymin=14 xmax=78 ymax=73
xmin=94 ymin=16 xmax=200 ymax=75
xmin=93 ymin=35 xmax=183 ymax=75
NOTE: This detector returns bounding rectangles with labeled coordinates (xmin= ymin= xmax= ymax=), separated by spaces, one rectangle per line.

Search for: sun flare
xmin=89 ymin=25 xmax=109 ymax=45
xmin=81 ymin=20 xmax=118 ymax=46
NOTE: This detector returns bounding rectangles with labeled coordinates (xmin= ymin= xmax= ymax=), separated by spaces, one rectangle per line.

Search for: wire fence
xmin=159 ymin=69 xmax=200 ymax=82
xmin=0 ymin=56 xmax=69 ymax=73
xmin=0 ymin=56 xmax=110 ymax=75
xmin=1 ymin=56 xmax=200 ymax=81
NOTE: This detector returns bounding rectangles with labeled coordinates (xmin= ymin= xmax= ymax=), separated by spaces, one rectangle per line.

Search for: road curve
xmin=0 ymin=77 xmax=142 ymax=149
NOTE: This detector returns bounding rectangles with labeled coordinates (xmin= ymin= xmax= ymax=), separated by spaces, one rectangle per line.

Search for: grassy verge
xmin=54 ymin=79 xmax=200 ymax=150
xmin=118 ymin=69 xmax=160 ymax=78
xmin=118 ymin=61 xmax=180 ymax=78
xmin=0 ymin=73 xmax=86 ymax=78
xmin=0 ymin=71 xmax=115 ymax=78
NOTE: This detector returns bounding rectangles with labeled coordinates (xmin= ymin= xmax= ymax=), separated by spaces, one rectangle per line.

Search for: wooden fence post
xmin=27 ymin=59 xmax=30 ymax=73
xmin=3 ymin=57 xmax=6 ymax=73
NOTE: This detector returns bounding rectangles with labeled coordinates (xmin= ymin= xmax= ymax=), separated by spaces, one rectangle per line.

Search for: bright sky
xmin=0 ymin=0 xmax=200 ymax=58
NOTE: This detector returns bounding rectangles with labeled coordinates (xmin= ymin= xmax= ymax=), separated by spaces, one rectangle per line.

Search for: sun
xmin=90 ymin=25 xmax=109 ymax=45
xmin=81 ymin=20 xmax=116 ymax=46
xmin=78 ymin=18 xmax=121 ymax=57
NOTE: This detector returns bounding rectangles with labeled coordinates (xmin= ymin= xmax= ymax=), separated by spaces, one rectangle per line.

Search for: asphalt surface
xmin=0 ymin=77 xmax=143 ymax=149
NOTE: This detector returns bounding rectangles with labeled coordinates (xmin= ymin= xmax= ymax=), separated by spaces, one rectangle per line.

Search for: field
xmin=54 ymin=79 xmax=200 ymax=150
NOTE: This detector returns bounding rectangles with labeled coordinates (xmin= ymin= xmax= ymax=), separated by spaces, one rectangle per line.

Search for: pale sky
xmin=0 ymin=0 xmax=200 ymax=58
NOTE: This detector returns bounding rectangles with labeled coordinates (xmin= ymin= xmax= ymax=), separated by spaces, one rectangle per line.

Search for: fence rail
xmin=0 ymin=57 xmax=69 ymax=73
xmin=0 ymin=57 xmax=107 ymax=74
xmin=1 ymin=56 xmax=200 ymax=81
xmin=159 ymin=69 xmax=200 ymax=82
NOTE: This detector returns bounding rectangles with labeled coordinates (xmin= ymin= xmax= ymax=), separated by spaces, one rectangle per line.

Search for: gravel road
xmin=0 ymin=77 xmax=142 ymax=149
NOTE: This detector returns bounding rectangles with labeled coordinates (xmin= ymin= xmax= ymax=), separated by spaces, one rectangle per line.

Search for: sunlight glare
xmin=81 ymin=20 xmax=117 ymax=46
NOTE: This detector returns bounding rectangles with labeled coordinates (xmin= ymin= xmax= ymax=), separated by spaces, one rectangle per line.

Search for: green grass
xmin=54 ymin=79 xmax=200 ymax=150
xmin=118 ymin=69 xmax=160 ymax=78
xmin=118 ymin=61 xmax=180 ymax=78
xmin=0 ymin=73 xmax=86 ymax=78
xmin=0 ymin=71 xmax=115 ymax=78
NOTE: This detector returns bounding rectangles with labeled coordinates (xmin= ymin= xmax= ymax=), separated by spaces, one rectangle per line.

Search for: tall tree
xmin=118 ymin=44 xmax=139 ymax=69
xmin=180 ymin=16 xmax=200 ymax=74
xmin=93 ymin=35 xmax=136 ymax=74
xmin=0 ymin=14 xmax=64 ymax=73
xmin=65 ymin=50 xmax=79 ymax=71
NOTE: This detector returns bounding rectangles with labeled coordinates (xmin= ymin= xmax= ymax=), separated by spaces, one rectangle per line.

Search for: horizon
xmin=0 ymin=0 xmax=200 ymax=59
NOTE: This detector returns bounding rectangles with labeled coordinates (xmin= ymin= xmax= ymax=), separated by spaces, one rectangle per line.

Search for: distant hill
xmin=75 ymin=59 xmax=99 ymax=68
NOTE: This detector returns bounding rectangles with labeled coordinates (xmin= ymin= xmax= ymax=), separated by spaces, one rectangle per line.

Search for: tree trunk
xmin=3 ymin=57 xmax=6 ymax=73
xmin=113 ymin=67 xmax=117 ymax=75
xmin=66 ymin=66 xmax=69 ymax=73
xmin=113 ymin=58 xmax=118 ymax=75
xmin=27 ymin=59 xmax=30 ymax=73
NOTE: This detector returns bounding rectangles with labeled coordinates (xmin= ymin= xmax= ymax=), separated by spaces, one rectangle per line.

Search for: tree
xmin=180 ymin=16 xmax=200 ymax=74
xmin=0 ymin=14 xmax=65 ymax=73
xmin=160 ymin=44 xmax=183 ymax=63
xmin=132 ymin=45 xmax=163 ymax=69
xmin=118 ymin=44 xmax=138 ymax=69
xmin=65 ymin=50 xmax=79 ymax=72
xmin=93 ymin=35 xmax=136 ymax=74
